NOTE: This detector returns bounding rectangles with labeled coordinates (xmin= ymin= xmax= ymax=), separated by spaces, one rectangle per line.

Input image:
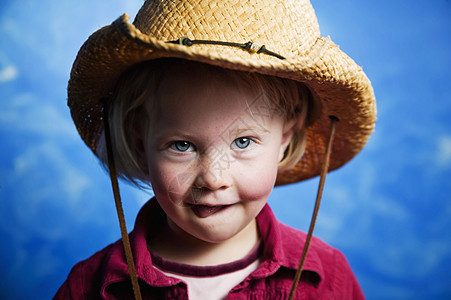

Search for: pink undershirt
xmin=149 ymin=241 xmax=263 ymax=300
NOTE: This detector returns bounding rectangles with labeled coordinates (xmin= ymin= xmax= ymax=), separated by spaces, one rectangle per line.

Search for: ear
xmin=278 ymin=117 xmax=298 ymax=162
xmin=129 ymin=119 xmax=146 ymax=157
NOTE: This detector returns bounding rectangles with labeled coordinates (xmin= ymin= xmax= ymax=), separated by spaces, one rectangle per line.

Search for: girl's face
xmin=144 ymin=67 xmax=294 ymax=246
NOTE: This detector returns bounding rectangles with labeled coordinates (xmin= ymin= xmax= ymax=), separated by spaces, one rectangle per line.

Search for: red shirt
xmin=54 ymin=199 xmax=364 ymax=299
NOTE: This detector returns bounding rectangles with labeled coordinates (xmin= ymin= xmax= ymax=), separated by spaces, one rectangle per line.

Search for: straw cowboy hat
xmin=68 ymin=0 xmax=376 ymax=186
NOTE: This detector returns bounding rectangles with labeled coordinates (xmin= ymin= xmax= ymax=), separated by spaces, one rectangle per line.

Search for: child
xmin=56 ymin=0 xmax=376 ymax=299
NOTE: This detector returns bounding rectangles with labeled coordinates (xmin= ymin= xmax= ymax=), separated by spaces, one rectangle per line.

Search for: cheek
xmin=235 ymin=158 xmax=279 ymax=202
xmin=147 ymin=159 xmax=195 ymax=202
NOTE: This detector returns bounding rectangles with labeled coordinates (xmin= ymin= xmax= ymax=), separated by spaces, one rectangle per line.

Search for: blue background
xmin=1 ymin=0 xmax=450 ymax=299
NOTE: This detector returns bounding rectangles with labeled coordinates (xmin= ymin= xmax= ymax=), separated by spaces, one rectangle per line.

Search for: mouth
xmin=190 ymin=204 xmax=231 ymax=218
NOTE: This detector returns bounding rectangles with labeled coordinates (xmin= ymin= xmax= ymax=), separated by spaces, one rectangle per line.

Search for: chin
xmin=193 ymin=226 xmax=244 ymax=244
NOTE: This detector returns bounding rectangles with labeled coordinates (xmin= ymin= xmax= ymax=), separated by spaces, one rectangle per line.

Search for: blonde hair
xmin=97 ymin=58 xmax=310 ymax=187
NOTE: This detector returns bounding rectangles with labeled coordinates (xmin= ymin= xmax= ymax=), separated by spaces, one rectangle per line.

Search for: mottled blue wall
xmin=0 ymin=1 xmax=450 ymax=299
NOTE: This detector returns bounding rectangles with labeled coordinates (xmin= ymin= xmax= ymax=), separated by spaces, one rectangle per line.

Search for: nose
xmin=193 ymin=155 xmax=231 ymax=191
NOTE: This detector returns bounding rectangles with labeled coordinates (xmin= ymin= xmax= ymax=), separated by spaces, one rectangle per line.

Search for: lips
xmin=190 ymin=204 xmax=228 ymax=218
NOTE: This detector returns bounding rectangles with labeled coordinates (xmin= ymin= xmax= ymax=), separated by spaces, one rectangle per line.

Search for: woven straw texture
xmin=68 ymin=0 xmax=376 ymax=185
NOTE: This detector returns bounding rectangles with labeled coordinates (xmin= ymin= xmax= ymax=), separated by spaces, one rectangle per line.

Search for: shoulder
xmin=275 ymin=220 xmax=364 ymax=299
xmin=53 ymin=241 xmax=118 ymax=299
xmin=276 ymin=220 xmax=337 ymax=261
xmin=277 ymin=219 xmax=354 ymax=270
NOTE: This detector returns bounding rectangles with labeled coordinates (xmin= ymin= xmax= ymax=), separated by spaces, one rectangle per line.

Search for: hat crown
xmin=133 ymin=0 xmax=320 ymax=57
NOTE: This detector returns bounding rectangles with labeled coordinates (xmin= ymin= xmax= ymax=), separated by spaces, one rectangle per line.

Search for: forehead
xmin=154 ymin=63 xmax=275 ymax=116
xmin=141 ymin=64 xmax=285 ymax=139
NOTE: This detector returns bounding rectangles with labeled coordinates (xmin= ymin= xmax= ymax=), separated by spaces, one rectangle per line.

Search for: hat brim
xmin=68 ymin=14 xmax=376 ymax=186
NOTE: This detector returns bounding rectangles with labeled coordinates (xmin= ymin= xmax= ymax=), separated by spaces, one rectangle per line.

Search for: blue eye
xmin=232 ymin=137 xmax=252 ymax=149
xmin=170 ymin=141 xmax=193 ymax=152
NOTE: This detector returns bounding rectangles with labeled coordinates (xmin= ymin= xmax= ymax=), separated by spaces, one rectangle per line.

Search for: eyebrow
xmin=227 ymin=125 xmax=270 ymax=137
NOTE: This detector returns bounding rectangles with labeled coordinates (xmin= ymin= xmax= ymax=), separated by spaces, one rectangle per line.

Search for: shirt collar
xmin=99 ymin=199 xmax=323 ymax=296
xmin=254 ymin=204 xmax=324 ymax=286
xmin=99 ymin=200 xmax=182 ymax=297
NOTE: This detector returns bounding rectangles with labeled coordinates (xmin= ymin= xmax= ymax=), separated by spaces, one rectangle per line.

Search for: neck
xmin=148 ymin=218 xmax=259 ymax=266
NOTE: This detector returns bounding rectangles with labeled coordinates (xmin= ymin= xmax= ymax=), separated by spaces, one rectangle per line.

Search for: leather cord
xmin=102 ymin=99 xmax=143 ymax=300
xmin=168 ymin=37 xmax=286 ymax=59
xmin=288 ymin=116 xmax=338 ymax=300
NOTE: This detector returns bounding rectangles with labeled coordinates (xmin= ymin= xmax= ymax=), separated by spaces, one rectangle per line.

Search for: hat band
xmin=168 ymin=37 xmax=286 ymax=59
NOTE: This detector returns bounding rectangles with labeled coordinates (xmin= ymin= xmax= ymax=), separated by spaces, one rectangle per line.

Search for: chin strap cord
xmin=288 ymin=116 xmax=338 ymax=300
xmin=102 ymin=99 xmax=143 ymax=300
